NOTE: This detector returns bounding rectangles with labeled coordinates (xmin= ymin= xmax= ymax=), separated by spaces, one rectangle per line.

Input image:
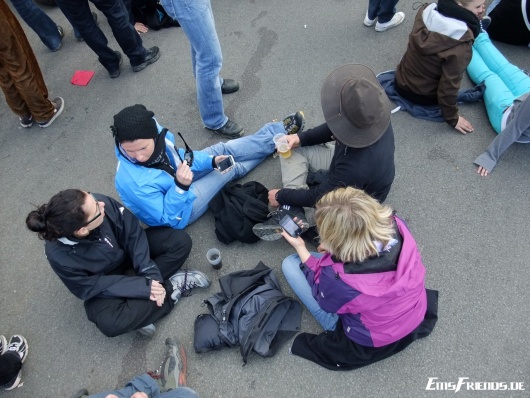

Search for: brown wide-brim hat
xmin=321 ymin=64 xmax=391 ymax=148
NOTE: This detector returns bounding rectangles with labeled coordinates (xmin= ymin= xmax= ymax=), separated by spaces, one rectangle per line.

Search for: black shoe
xmin=207 ymin=119 xmax=244 ymax=139
xmin=221 ymin=78 xmax=239 ymax=94
xmin=19 ymin=114 xmax=33 ymax=128
xmin=132 ymin=46 xmax=160 ymax=72
xmin=480 ymin=16 xmax=491 ymax=31
xmin=283 ymin=111 xmax=305 ymax=135
xmin=109 ymin=51 xmax=122 ymax=78
xmin=301 ymin=225 xmax=320 ymax=246
xmin=52 ymin=26 xmax=64 ymax=52
xmin=253 ymin=207 xmax=309 ymax=241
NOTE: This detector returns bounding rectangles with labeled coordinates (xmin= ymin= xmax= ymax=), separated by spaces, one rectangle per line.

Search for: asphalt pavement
xmin=0 ymin=0 xmax=529 ymax=397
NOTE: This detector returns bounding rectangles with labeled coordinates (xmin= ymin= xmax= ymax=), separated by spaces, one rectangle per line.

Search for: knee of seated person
xmin=95 ymin=318 xmax=127 ymax=338
xmin=282 ymin=254 xmax=302 ymax=273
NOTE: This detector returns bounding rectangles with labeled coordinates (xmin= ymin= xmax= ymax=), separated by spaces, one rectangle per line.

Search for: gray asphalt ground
xmin=1 ymin=1 xmax=529 ymax=397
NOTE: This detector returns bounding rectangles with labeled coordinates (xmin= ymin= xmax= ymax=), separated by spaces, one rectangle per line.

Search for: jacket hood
xmin=410 ymin=3 xmax=473 ymax=56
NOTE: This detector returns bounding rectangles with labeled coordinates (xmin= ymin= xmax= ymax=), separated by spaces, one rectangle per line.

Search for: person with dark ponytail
xmin=26 ymin=189 xmax=210 ymax=338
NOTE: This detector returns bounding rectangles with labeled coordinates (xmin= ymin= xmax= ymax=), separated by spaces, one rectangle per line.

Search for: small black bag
xmin=208 ymin=181 xmax=270 ymax=244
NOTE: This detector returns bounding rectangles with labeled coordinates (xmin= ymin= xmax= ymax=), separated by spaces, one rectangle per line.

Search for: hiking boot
xmin=38 ymin=97 xmax=64 ymax=128
xmin=169 ymin=269 xmax=211 ymax=302
xmin=136 ymin=323 xmax=156 ymax=338
xmin=480 ymin=16 xmax=491 ymax=31
xmin=132 ymin=46 xmax=161 ymax=72
xmin=109 ymin=51 xmax=123 ymax=78
xmin=283 ymin=111 xmax=305 ymax=135
xmin=252 ymin=206 xmax=309 ymax=241
xmin=159 ymin=337 xmax=187 ymax=391
xmin=19 ymin=115 xmax=33 ymax=128
xmin=0 ymin=335 xmax=6 ymax=355
xmin=70 ymin=388 xmax=89 ymax=398
xmin=3 ymin=335 xmax=28 ymax=391
xmin=375 ymin=12 xmax=405 ymax=32
xmin=207 ymin=119 xmax=244 ymax=139
xmin=363 ymin=11 xmax=376 ymax=26
xmin=221 ymin=78 xmax=239 ymax=94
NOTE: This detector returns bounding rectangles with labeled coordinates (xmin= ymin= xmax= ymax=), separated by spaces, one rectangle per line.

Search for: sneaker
xmin=169 ymin=269 xmax=211 ymax=302
xmin=3 ymin=335 xmax=28 ymax=391
xmin=19 ymin=115 xmax=33 ymax=128
xmin=52 ymin=26 xmax=64 ymax=52
xmin=301 ymin=225 xmax=320 ymax=246
xmin=136 ymin=323 xmax=156 ymax=338
xmin=0 ymin=335 xmax=7 ymax=355
xmin=364 ymin=11 xmax=376 ymax=27
xmin=70 ymin=389 xmax=89 ymax=398
xmin=109 ymin=51 xmax=122 ymax=78
xmin=221 ymin=78 xmax=239 ymax=94
xmin=132 ymin=46 xmax=161 ymax=72
xmin=252 ymin=206 xmax=309 ymax=241
xmin=375 ymin=12 xmax=405 ymax=32
xmin=207 ymin=119 xmax=244 ymax=139
xmin=38 ymin=97 xmax=64 ymax=128
xmin=283 ymin=111 xmax=305 ymax=135
xmin=159 ymin=337 xmax=187 ymax=391
xmin=480 ymin=16 xmax=491 ymax=31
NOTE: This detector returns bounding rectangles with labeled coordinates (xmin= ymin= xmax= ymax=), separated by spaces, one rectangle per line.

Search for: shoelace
xmin=7 ymin=341 xmax=22 ymax=352
xmin=176 ymin=271 xmax=199 ymax=297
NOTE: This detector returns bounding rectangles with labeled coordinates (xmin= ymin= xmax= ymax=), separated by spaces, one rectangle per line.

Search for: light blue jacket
xmin=115 ymin=121 xmax=214 ymax=229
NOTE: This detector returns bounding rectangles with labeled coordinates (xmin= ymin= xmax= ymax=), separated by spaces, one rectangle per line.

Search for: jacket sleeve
xmin=438 ymin=42 xmax=473 ymax=127
xmin=298 ymin=123 xmax=334 ymax=147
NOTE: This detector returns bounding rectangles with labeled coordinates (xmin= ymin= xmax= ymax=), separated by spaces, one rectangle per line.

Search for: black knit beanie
xmin=111 ymin=104 xmax=158 ymax=143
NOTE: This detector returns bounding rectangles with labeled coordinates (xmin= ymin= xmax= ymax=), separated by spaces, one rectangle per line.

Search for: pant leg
xmin=279 ymin=143 xmax=334 ymax=190
xmin=468 ymin=46 xmax=514 ymax=133
xmin=88 ymin=374 xmax=160 ymax=398
xmin=55 ymin=0 xmax=122 ymax=72
xmin=282 ymin=254 xmax=339 ymax=331
xmin=9 ymin=0 xmax=62 ymax=51
xmin=90 ymin=0 xmax=147 ymax=66
xmin=187 ymin=122 xmax=282 ymax=224
xmin=161 ymin=387 xmax=199 ymax=398
xmin=0 ymin=353 xmax=22 ymax=386
xmin=368 ymin=0 xmax=399 ymax=23
xmin=0 ymin=2 xmax=55 ymax=121
xmin=144 ymin=227 xmax=192 ymax=279
xmin=160 ymin=0 xmax=226 ymax=129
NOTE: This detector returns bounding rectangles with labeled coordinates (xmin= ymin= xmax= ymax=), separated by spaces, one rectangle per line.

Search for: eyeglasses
xmin=84 ymin=192 xmax=102 ymax=226
xmin=175 ymin=132 xmax=194 ymax=167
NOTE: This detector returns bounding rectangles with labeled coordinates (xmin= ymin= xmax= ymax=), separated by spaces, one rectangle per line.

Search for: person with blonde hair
xmin=281 ymin=187 xmax=438 ymax=370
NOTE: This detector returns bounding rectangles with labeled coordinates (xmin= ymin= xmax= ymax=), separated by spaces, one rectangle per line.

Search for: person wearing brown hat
xmin=253 ymin=64 xmax=395 ymax=242
xmin=112 ymin=104 xmax=305 ymax=230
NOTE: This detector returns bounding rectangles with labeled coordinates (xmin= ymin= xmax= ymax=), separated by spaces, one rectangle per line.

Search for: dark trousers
xmin=0 ymin=353 xmax=21 ymax=386
xmin=84 ymin=227 xmax=192 ymax=337
xmin=55 ymin=0 xmax=147 ymax=72
xmin=0 ymin=1 xmax=55 ymax=122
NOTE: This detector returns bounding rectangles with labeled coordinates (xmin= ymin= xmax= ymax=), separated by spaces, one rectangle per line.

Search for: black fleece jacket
xmin=276 ymin=122 xmax=395 ymax=206
xmin=44 ymin=194 xmax=162 ymax=301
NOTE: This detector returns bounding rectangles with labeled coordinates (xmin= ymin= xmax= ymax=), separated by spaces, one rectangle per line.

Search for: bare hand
xmin=131 ymin=393 xmax=149 ymax=398
xmin=150 ymin=280 xmax=166 ymax=307
xmin=176 ymin=161 xmax=193 ymax=187
xmin=281 ymin=230 xmax=306 ymax=249
xmin=105 ymin=395 xmax=119 ymax=398
xmin=214 ymin=155 xmax=228 ymax=167
xmin=454 ymin=116 xmax=474 ymax=134
xmin=134 ymin=22 xmax=148 ymax=34
xmin=286 ymin=134 xmax=300 ymax=149
xmin=268 ymin=189 xmax=280 ymax=207
xmin=477 ymin=165 xmax=490 ymax=177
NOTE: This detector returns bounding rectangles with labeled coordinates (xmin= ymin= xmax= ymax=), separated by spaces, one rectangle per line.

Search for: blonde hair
xmin=315 ymin=187 xmax=395 ymax=263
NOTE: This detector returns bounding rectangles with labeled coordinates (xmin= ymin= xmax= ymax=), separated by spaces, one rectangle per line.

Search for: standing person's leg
xmin=468 ymin=46 xmax=514 ymax=133
xmin=55 ymin=0 xmax=122 ymax=74
xmin=0 ymin=335 xmax=27 ymax=391
xmin=0 ymin=353 xmax=22 ymax=388
xmin=282 ymin=254 xmax=338 ymax=330
xmin=145 ymin=227 xmax=192 ymax=279
xmin=368 ymin=0 xmax=399 ymax=23
xmin=160 ymin=0 xmax=227 ymax=130
xmin=186 ymin=122 xmax=282 ymax=224
xmin=9 ymin=0 xmax=63 ymax=51
xmin=473 ymin=33 xmax=530 ymax=98
xmin=0 ymin=3 xmax=56 ymax=123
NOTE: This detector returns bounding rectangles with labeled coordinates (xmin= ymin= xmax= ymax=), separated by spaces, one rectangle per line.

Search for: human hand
xmin=105 ymin=395 xmax=119 ymax=398
xmin=150 ymin=280 xmax=166 ymax=307
xmin=176 ymin=160 xmax=193 ymax=187
xmin=214 ymin=155 xmax=228 ymax=167
xmin=281 ymin=230 xmax=306 ymax=249
xmin=454 ymin=116 xmax=474 ymax=134
xmin=268 ymin=189 xmax=280 ymax=207
xmin=131 ymin=393 xmax=149 ymax=398
xmin=134 ymin=22 xmax=148 ymax=34
xmin=477 ymin=165 xmax=490 ymax=177
xmin=286 ymin=134 xmax=300 ymax=149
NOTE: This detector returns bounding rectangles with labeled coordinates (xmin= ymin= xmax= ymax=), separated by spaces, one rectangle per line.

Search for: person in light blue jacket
xmin=112 ymin=104 xmax=304 ymax=229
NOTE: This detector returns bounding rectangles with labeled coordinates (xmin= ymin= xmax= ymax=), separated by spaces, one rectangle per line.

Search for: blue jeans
xmin=367 ymin=0 xmax=400 ymax=23
xmin=87 ymin=373 xmax=198 ymax=398
xmin=282 ymin=253 xmax=339 ymax=331
xmin=160 ymin=0 xmax=227 ymax=130
xmin=467 ymin=33 xmax=530 ymax=133
xmin=9 ymin=0 xmax=62 ymax=51
xmin=55 ymin=0 xmax=147 ymax=72
xmin=187 ymin=122 xmax=283 ymax=224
